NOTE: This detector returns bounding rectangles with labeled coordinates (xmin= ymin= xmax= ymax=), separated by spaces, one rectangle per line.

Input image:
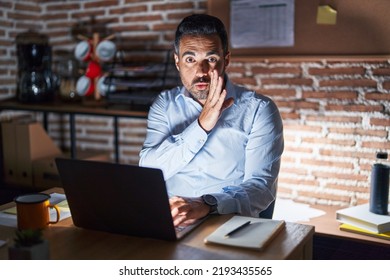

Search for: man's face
xmin=174 ymin=34 xmax=230 ymax=102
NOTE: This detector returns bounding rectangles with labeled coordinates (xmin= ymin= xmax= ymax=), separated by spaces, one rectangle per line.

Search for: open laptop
xmin=55 ymin=158 xmax=206 ymax=241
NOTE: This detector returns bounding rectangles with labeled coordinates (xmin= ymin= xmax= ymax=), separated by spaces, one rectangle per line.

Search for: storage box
xmin=32 ymin=150 xmax=111 ymax=190
xmin=1 ymin=118 xmax=61 ymax=187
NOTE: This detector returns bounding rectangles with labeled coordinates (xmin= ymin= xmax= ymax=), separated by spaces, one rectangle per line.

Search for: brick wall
xmin=0 ymin=0 xmax=389 ymax=207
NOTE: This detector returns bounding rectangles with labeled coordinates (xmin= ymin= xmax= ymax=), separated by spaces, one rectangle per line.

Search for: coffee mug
xmin=74 ymin=40 xmax=93 ymax=62
xmin=15 ymin=193 xmax=60 ymax=230
xmin=97 ymin=76 xmax=116 ymax=96
xmin=95 ymin=40 xmax=116 ymax=62
xmin=76 ymin=75 xmax=94 ymax=96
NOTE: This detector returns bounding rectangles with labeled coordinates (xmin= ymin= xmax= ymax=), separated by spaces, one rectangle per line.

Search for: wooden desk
xmin=301 ymin=204 xmax=390 ymax=246
xmin=300 ymin=204 xmax=390 ymax=259
xmin=0 ymin=189 xmax=314 ymax=260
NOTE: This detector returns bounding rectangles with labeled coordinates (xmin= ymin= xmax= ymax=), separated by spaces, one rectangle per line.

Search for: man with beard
xmin=139 ymin=14 xmax=284 ymax=227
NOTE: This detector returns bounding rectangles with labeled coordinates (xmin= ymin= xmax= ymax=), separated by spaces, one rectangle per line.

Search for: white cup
xmin=97 ymin=76 xmax=116 ymax=96
xmin=95 ymin=40 xmax=116 ymax=62
xmin=74 ymin=40 xmax=92 ymax=61
xmin=76 ymin=75 xmax=94 ymax=96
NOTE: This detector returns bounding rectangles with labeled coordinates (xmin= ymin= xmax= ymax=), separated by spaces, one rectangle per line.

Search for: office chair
xmin=258 ymin=179 xmax=278 ymax=219
xmin=259 ymin=200 xmax=275 ymax=219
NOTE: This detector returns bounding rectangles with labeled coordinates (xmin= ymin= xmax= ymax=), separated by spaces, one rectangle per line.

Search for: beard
xmin=185 ymin=76 xmax=211 ymax=101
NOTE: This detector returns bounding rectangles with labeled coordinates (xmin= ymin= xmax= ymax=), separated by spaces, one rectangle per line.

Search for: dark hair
xmin=174 ymin=14 xmax=229 ymax=55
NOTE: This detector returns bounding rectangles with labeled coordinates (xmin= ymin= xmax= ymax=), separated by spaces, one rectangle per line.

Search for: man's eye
xmin=208 ymin=57 xmax=218 ymax=63
xmin=185 ymin=57 xmax=195 ymax=63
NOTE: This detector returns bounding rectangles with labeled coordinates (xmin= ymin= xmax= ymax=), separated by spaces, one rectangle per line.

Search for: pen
xmin=224 ymin=221 xmax=251 ymax=238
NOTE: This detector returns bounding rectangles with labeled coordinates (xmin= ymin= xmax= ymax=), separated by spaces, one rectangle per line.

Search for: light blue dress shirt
xmin=139 ymin=78 xmax=284 ymax=217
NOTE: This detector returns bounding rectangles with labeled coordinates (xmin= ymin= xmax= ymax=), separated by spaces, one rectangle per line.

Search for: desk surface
xmin=300 ymin=204 xmax=390 ymax=246
xmin=0 ymin=189 xmax=314 ymax=260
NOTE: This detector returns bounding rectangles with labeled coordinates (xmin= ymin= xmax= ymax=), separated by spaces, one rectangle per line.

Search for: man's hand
xmin=198 ymin=70 xmax=234 ymax=132
xmin=169 ymin=196 xmax=210 ymax=227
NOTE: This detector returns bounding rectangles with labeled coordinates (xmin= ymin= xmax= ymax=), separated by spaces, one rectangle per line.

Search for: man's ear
xmin=224 ymin=51 xmax=231 ymax=68
xmin=174 ymin=53 xmax=180 ymax=71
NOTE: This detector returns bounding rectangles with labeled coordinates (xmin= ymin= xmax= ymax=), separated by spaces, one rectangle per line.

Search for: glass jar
xmin=56 ymin=55 xmax=81 ymax=102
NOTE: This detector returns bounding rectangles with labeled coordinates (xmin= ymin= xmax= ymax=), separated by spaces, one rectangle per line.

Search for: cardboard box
xmin=32 ymin=150 xmax=111 ymax=190
xmin=15 ymin=120 xmax=62 ymax=187
xmin=1 ymin=117 xmax=60 ymax=187
xmin=1 ymin=121 xmax=18 ymax=185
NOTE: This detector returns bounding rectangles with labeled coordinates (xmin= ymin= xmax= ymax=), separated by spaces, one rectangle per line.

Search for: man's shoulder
xmin=232 ymin=83 xmax=274 ymax=106
xmin=159 ymin=86 xmax=183 ymax=99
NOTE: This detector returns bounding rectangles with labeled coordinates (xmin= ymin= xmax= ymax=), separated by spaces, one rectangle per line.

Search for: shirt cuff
xmin=209 ymin=193 xmax=238 ymax=215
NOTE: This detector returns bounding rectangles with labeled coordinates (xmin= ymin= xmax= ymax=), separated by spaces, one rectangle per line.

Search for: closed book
xmin=204 ymin=215 xmax=285 ymax=250
xmin=339 ymin=223 xmax=390 ymax=241
xmin=336 ymin=203 xmax=390 ymax=233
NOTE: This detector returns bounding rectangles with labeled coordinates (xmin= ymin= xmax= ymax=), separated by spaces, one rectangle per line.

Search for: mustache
xmin=192 ymin=77 xmax=210 ymax=84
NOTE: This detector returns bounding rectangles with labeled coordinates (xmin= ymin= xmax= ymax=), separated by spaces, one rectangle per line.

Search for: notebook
xmin=204 ymin=215 xmax=285 ymax=250
xmin=55 ymin=158 xmax=205 ymax=241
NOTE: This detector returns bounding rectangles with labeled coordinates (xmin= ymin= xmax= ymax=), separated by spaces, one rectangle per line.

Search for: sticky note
xmin=316 ymin=5 xmax=337 ymax=25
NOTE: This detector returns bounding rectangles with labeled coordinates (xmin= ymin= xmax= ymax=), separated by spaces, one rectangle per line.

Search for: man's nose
xmin=196 ymin=60 xmax=210 ymax=76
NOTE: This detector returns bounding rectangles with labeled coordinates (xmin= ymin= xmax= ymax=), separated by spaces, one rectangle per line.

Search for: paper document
xmin=230 ymin=0 xmax=295 ymax=48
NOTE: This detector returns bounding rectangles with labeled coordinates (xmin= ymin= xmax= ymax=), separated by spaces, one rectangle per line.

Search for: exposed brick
xmin=262 ymin=77 xmax=313 ymax=86
xmin=372 ymin=67 xmax=390 ymax=76
xmin=71 ymin=10 xmax=105 ymax=19
xmin=298 ymin=191 xmax=352 ymax=204
xmin=226 ymin=66 xmax=245 ymax=75
xmin=302 ymin=90 xmax=357 ymax=100
xmin=365 ymin=92 xmax=390 ymax=101
xmin=311 ymin=171 xmax=367 ymax=182
xmin=382 ymin=81 xmax=390 ymax=90
xmin=111 ymin=25 xmax=149 ymax=32
xmin=370 ymin=117 xmax=390 ymax=127
xmin=276 ymin=100 xmax=320 ymax=111
xmin=251 ymin=66 xmax=301 ymax=75
xmin=230 ymin=77 xmax=256 ymax=86
xmin=319 ymin=79 xmax=377 ymax=88
xmin=84 ymin=0 xmax=119 ymax=9
xmin=326 ymin=183 xmax=369 ymax=194
xmin=361 ymin=141 xmax=390 ymax=150
xmin=46 ymin=3 xmax=80 ymax=11
xmin=325 ymin=104 xmax=383 ymax=113
xmin=7 ymin=12 xmax=40 ymax=21
xmin=319 ymin=149 xmax=376 ymax=161
xmin=260 ymin=88 xmax=296 ymax=98
xmin=15 ymin=3 xmax=41 ymax=13
xmin=284 ymin=124 xmax=322 ymax=133
xmin=152 ymin=2 xmax=194 ymax=11
xmin=328 ymin=127 xmax=387 ymax=138
xmin=302 ymin=137 xmax=356 ymax=147
xmin=152 ymin=23 xmax=178 ymax=32
xmin=308 ymin=67 xmax=366 ymax=76
xmin=123 ymin=15 xmax=163 ymax=23
xmin=301 ymin=158 xmax=354 ymax=169
xmin=305 ymin=115 xmax=362 ymax=124
xmin=280 ymin=112 xmax=300 ymax=120
xmin=110 ymin=5 xmax=148 ymax=14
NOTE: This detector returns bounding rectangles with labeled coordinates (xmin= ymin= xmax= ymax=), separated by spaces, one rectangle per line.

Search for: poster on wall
xmin=230 ymin=0 xmax=295 ymax=48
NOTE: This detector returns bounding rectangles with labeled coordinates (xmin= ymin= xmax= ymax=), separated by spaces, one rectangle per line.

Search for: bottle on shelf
xmin=369 ymin=151 xmax=390 ymax=215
